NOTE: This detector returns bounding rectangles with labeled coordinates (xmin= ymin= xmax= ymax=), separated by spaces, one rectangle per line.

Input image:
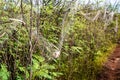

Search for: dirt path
xmin=98 ymin=45 xmax=120 ymax=80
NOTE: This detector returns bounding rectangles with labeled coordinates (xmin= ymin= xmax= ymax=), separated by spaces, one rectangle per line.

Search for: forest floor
xmin=98 ymin=44 xmax=120 ymax=80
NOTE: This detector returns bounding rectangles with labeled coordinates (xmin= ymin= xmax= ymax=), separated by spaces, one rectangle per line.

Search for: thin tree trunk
xmin=29 ymin=0 xmax=33 ymax=80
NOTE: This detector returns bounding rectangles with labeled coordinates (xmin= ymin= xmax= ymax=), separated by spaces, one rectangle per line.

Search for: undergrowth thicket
xmin=0 ymin=0 xmax=120 ymax=80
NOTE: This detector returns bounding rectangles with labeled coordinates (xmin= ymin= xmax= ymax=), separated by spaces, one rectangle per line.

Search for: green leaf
xmin=71 ymin=46 xmax=83 ymax=53
xmin=33 ymin=54 xmax=45 ymax=62
xmin=32 ymin=59 xmax=39 ymax=70
xmin=0 ymin=64 xmax=9 ymax=80
xmin=41 ymin=63 xmax=55 ymax=70
xmin=18 ymin=66 xmax=29 ymax=79
xmin=38 ymin=69 xmax=52 ymax=79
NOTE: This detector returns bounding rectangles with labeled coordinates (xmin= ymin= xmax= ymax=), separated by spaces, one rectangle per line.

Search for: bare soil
xmin=98 ymin=45 xmax=120 ymax=80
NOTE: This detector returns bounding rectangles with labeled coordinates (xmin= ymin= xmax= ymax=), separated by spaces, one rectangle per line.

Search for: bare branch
xmin=114 ymin=17 xmax=118 ymax=33
xmin=9 ymin=18 xmax=26 ymax=25
xmin=0 ymin=32 xmax=6 ymax=38
xmin=80 ymin=10 xmax=101 ymax=22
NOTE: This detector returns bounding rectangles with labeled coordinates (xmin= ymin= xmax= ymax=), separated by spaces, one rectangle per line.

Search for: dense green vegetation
xmin=0 ymin=0 xmax=120 ymax=80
